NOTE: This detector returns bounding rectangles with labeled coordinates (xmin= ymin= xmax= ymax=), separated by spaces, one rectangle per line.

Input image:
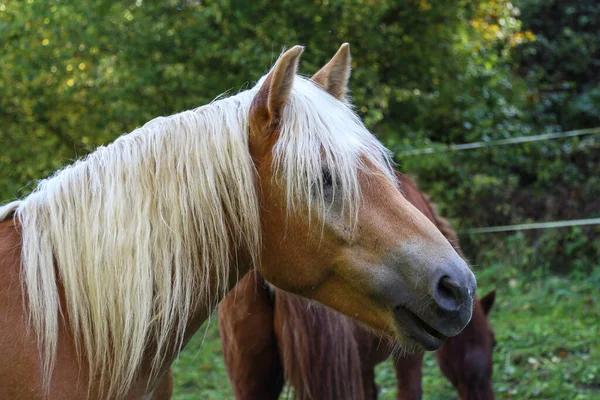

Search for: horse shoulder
xmin=0 ymin=219 xmax=43 ymax=398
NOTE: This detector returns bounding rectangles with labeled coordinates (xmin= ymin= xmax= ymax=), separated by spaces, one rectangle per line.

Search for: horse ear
xmin=480 ymin=290 xmax=496 ymax=316
xmin=250 ymin=45 xmax=304 ymax=129
xmin=311 ymin=43 xmax=351 ymax=101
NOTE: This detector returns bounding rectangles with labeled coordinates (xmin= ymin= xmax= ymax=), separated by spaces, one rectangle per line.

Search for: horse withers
xmin=219 ymin=175 xmax=496 ymax=399
xmin=0 ymin=44 xmax=474 ymax=399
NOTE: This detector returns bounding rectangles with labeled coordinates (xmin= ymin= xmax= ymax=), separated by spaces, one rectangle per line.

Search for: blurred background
xmin=0 ymin=0 xmax=598 ymax=398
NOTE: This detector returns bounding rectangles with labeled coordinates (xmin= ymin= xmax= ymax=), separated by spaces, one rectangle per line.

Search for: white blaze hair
xmin=0 ymin=72 xmax=395 ymax=398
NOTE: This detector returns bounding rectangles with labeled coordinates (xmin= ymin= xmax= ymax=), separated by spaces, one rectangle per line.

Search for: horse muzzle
xmin=392 ymin=258 xmax=476 ymax=350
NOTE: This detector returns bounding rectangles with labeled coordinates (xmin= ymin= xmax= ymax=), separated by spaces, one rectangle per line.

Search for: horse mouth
xmin=393 ymin=306 xmax=448 ymax=350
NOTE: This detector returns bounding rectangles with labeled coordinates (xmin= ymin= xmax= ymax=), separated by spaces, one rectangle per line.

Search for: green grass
xmin=172 ymin=265 xmax=600 ymax=399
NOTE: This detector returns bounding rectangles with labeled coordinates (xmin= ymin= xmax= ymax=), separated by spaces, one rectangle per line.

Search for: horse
xmin=0 ymin=43 xmax=476 ymax=399
xmin=218 ymin=174 xmax=496 ymax=399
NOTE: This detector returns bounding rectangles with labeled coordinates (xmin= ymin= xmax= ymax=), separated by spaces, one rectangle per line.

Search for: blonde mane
xmin=0 ymin=73 xmax=395 ymax=398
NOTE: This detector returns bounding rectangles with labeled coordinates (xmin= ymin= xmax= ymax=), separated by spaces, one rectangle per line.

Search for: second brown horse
xmin=218 ymin=175 xmax=497 ymax=400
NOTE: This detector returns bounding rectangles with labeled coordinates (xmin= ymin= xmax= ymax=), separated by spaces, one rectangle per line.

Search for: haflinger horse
xmin=0 ymin=44 xmax=475 ymax=399
xmin=219 ymin=175 xmax=497 ymax=400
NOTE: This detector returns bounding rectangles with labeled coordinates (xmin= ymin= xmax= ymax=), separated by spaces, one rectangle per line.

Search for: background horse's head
xmin=437 ymin=290 xmax=497 ymax=399
xmin=248 ymin=44 xmax=477 ymax=350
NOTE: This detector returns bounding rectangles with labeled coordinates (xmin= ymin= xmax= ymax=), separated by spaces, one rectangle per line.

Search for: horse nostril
xmin=434 ymin=275 xmax=464 ymax=312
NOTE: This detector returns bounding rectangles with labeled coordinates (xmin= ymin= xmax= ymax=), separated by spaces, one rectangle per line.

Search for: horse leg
xmin=218 ymin=270 xmax=284 ymax=400
xmin=393 ymin=352 xmax=424 ymax=400
xmin=360 ymin=365 xmax=380 ymax=399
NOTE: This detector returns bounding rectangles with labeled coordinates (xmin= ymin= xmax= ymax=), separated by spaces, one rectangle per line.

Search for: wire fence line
xmin=394 ymin=126 xmax=600 ymax=233
xmin=397 ymin=126 xmax=600 ymax=157
xmin=459 ymin=218 xmax=600 ymax=234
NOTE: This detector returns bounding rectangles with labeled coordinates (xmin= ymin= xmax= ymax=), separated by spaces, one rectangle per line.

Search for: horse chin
xmin=392 ymin=306 xmax=449 ymax=351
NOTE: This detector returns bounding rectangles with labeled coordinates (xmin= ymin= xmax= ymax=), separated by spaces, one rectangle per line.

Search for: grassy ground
xmin=172 ymin=264 xmax=600 ymax=399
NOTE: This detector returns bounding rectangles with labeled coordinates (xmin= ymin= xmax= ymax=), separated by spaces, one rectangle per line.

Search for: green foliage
xmin=171 ymin=317 xmax=232 ymax=400
xmin=395 ymin=0 xmax=600 ymax=271
xmin=513 ymin=0 xmax=600 ymax=129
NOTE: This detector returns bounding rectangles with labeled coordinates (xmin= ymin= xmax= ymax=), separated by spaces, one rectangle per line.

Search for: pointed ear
xmin=250 ymin=45 xmax=304 ymax=129
xmin=311 ymin=43 xmax=351 ymax=101
xmin=479 ymin=290 xmax=496 ymax=316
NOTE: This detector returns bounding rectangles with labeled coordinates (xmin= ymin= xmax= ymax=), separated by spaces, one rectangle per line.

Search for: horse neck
xmin=182 ymin=251 xmax=255 ymax=343
xmin=274 ymin=289 xmax=365 ymax=399
xmin=398 ymin=174 xmax=465 ymax=250
xmin=397 ymin=175 xmax=437 ymax=222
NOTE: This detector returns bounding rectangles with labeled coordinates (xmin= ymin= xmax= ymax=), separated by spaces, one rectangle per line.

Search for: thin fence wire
xmin=397 ymin=126 xmax=600 ymax=156
xmin=459 ymin=218 xmax=600 ymax=234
